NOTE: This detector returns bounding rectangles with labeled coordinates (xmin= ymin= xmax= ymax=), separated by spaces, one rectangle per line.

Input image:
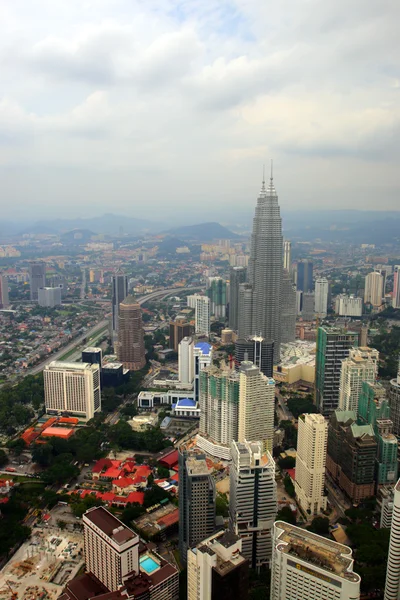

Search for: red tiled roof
xmin=103 ymin=467 xmax=124 ymax=479
xmin=157 ymin=509 xmax=179 ymax=528
xmin=170 ymin=472 xmax=179 ymax=482
xmin=286 ymin=468 xmax=296 ymax=481
xmin=112 ymin=477 xmax=136 ymax=489
xmin=159 ymin=450 xmax=178 ymax=468
xmin=125 ymin=491 xmax=144 ymax=505
xmin=92 ymin=458 xmax=114 ymax=473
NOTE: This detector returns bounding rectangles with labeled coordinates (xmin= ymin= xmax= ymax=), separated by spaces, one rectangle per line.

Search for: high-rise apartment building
xmin=294 ymin=413 xmax=328 ymax=515
xmin=38 ymin=286 xmax=62 ymax=308
xmin=338 ymin=346 xmax=379 ymax=413
xmin=83 ymin=506 xmax=139 ymax=592
xmin=296 ymin=260 xmax=314 ymax=293
xmin=388 ymin=358 xmax=400 ymax=437
xmin=111 ymin=272 xmax=128 ymax=333
xmin=384 ymin=479 xmax=400 ymax=600
xmin=235 ymin=336 xmax=274 ymax=378
xmin=247 ymin=173 xmax=283 ymax=364
xmin=195 ymin=295 xmax=210 ymax=337
xmin=29 ymin=261 xmax=46 ymax=301
xmin=194 ymin=341 xmax=213 ymax=403
xmin=280 ymin=269 xmax=296 ymax=343
xmin=0 ymin=274 xmax=9 ymax=309
xmin=314 ymin=277 xmax=329 ymax=317
xmin=116 ymin=295 xmax=146 ymax=371
xmin=283 ymin=240 xmax=291 ymax=271
xmin=178 ymin=447 xmax=216 ymax=565
xmin=178 ymin=336 xmax=194 ymax=384
xmin=238 ymin=361 xmax=275 ymax=453
xmin=315 ymin=326 xmax=359 ymax=416
xmin=207 ymin=277 xmax=227 ymax=319
xmin=229 ymin=266 xmax=246 ymax=331
xmin=237 ymin=283 xmax=253 ymax=339
xmin=197 ymin=365 xmax=239 ymax=460
xmin=44 ymin=361 xmax=101 ymax=421
xmin=187 ymin=530 xmax=249 ymax=600
xmin=301 ymin=292 xmax=315 ymax=321
xmin=229 ymin=440 xmax=277 ymax=569
xmin=169 ymin=319 xmax=192 ymax=352
xmin=392 ymin=266 xmax=400 ymax=308
xmin=326 ymin=410 xmax=377 ymax=503
xmin=335 ymin=294 xmax=363 ymax=317
xmin=364 ymin=271 xmax=384 ymax=307
xmin=271 ymin=521 xmax=360 ymax=600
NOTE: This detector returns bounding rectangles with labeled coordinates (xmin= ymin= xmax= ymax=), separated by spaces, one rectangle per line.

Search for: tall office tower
xmin=178 ymin=336 xmax=194 ymax=384
xmin=296 ymin=259 xmax=314 ymax=292
xmin=0 ymin=274 xmax=9 ymax=308
xmin=193 ymin=341 xmax=213 ymax=403
xmin=48 ymin=274 xmax=67 ymax=298
xmin=335 ymin=294 xmax=363 ymax=317
xmin=294 ymin=413 xmax=328 ymax=515
xmin=338 ymin=347 xmax=379 ymax=413
xmin=38 ymin=286 xmax=62 ymax=308
xmin=237 ymin=283 xmax=253 ymax=338
xmin=207 ymin=277 xmax=227 ymax=319
xmin=388 ymin=357 xmax=400 ymax=437
xmin=392 ymin=266 xmax=400 ymax=308
xmin=301 ymin=292 xmax=315 ymax=321
xmin=178 ymin=447 xmax=216 ymax=565
xmin=111 ymin=272 xmax=128 ymax=333
xmin=197 ymin=365 xmax=240 ymax=460
xmin=195 ymin=295 xmax=210 ymax=337
xmin=229 ymin=266 xmax=246 ymax=330
xmin=83 ymin=506 xmax=139 ymax=592
xmin=315 ymin=326 xmax=359 ymax=416
xmin=326 ymin=410 xmax=377 ymax=503
xmin=82 ymin=347 xmax=102 ymax=369
xmin=360 ymin=323 xmax=369 ymax=347
xmin=44 ymin=361 xmax=101 ymax=421
xmin=187 ymin=530 xmax=249 ymax=600
xmin=116 ymin=295 xmax=146 ymax=372
xmin=296 ymin=290 xmax=303 ymax=315
xmin=230 ymin=440 xmax=277 ymax=569
xmin=234 ymin=336 xmax=274 ymax=378
xmin=314 ymin=277 xmax=329 ymax=317
xmin=358 ymin=381 xmax=398 ymax=485
xmin=169 ymin=318 xmax=192 ymax=352
xmin=247 ymin=171 xmax=283 ymax=364
xmin=384 ymin=479 xmax=400 ymax=600
xmin=280 ymin=269 xmax=296 ymax=343
xmin=364 ymin=270 xmax=384 ymax=307
xmin=29 ymin=261 xmax=46 ymax=301
xmin=283 ymin=240 xmax=291 ymax=271
xmin=271 ymin=521 xmax=361 ymax=600
xmin=238 ymin=361 xmax=275 ymax=453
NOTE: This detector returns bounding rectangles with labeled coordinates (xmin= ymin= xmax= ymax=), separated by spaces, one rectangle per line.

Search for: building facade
xmin=283 ymin=240 xmax=291 ymax=272
xmin=229 ymin=266 xmax=247 ymax=331
xmin=44 ymin=361 xmax=101 ymax=420
xmin=178 ymin=336 xmax=194 ymax=384
xmin=38 ymin=286 xmax=62 ymax=308
xmin=315 ymin=326 xmax=359 ymax=416
xmin=280 ymin=269 xmax=297 ymax=343
xmin=237 ymin=283 xmax=254 ymax=339
xmin=271 ymin=521 xmax=361 ymax=600
xmin=338 ymin=346 xmax=379 ymax=413
xmin=301 ymin=292 xmax=315 ymax=321
xmin=195 ymin=296 xmax=210 ymax=337
xmin=388 ymin=358 xmax=400 ymax=437
xmin=364 ymin=271 xmax=384 ymax=307
xmin=29 ymin=261 xmax=46 ymax=301
xmin=169 ymin=319 xmax=192 ymax=352
xmin=235 ymin=336 xmax=274 ymax=378
xmin=0 ymin=274 xmax=9 ymax=309
xmin=294 ymin=413 xmax=328 ymax=515
xmin=335 ymin=294 xmax=363 ymax=317
xmin=314 ymin=277 xmax=329 ymax=317
xmin=296 ymin=260 xmax=313 ymax=293
xmin=384 ymin=479 xmax=400 ymax=600
xmin=111 ymin=273 xmax=128 ymax=332
xmin=207 ymin=277 xmax=227 ymax=319
xmin=82 ymin=347 xmax=102 ymax=369
xmin=193 ymin=341 xmax=213 ymax=403
xmin=116 ymin=295 xmax=146 ymax=371
xmin=392 ymin=266 xmax=400 ymax=308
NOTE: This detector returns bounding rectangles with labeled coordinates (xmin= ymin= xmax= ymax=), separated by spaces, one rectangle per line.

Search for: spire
xmin=270 ymin=158 xmax=273 ymax=182
xmin=266 ymin=158 xmax=277 ymax=196
xmin=261 ymin=164 xmax=266 ymax=194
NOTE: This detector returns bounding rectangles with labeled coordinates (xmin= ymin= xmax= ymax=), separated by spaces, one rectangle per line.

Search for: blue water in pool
xmin=140 ymin=555 xmax=159 ymax=574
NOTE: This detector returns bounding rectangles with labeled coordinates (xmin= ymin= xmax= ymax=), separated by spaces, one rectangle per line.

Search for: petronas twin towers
xmin=238 ymin=168 xmax=284 ymax=363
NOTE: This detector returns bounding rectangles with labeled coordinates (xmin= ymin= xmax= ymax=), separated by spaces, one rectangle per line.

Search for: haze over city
xmin=1 ymin=0 xmax=399 ymax=222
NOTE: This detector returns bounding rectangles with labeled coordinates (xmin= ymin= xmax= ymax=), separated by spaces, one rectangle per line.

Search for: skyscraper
xmin=315 ymin=326 xmax=359 ymax=416
xmin=238 ymin=361 xmax=275 ymax=453
xmin=112 ymin=272 xmax=128 ymax=332
xmin=335 ymin=294 xmax=363 ymax=317
xmin=296 ymin=259 xmax=314 ymax=293
xmin=29 ymin=261 xmax=46 ymax=301
xmin=178 ymin=336 xmax=194 ymax=384
xmin=280 ymin=269 xmax=296 ymax=343
xmin=388 ymin=357 xmax=400 ymax=437
xmin=0 ymin=274 xmax=9 ymax=309
xmin=229 ymin=440 xmax=277 ymax=569
xmin=44 ymin=361 xmax=101 ymax=421
xmin=301 ymin=292 xmax=315 ymax=321
xmin=195 ymin=295 xmax=210 ymax=337
xmin=294 ymin=413 xmax=328 ymax=515
xmin=229 ymin=266 xmax=246 ymax=331
xmin=364 ymin=271 xmax=384 ymax=307
xmin=38 ymin=286 xmax=62 ymax=308
xmin=283 ymin=240 xmax=291 ymax=271
xmin=392 ymin=266 xmax=400 ymax=308
xmin=207 ymin=277 xmax=227 ymax=319
xmin=384 ymin=479 xmax=400 ymax=600
xmin=178 ymin=447 xmax=216 ymax=565
xmin=235 ymin=336 xmax=274 ymax=378
xmin=193 ymin=341 xmax=213 ymax=403
xmin=314 ymin=277 xmax=329 ymax=317
xmin=247 ymin=169 xmax=283 ymax=363
xmin=271 ymin=521 xmax=360 ymax=600
xmin=169 ymin=319 xmax=192 ymax=352
xmin=116 ymin=295 xmax=146 ymax=371
xmin=82 ymin=347 xmax=102 ymax=370
xmin=338 ymin=346 xmax=379 ymax=413
xmin=237 ymin=283 xmax=253 ymax=339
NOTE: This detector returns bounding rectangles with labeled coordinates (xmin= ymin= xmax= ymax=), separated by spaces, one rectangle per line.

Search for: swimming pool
xmin=140 ymin=554 xmax=160 ymax=574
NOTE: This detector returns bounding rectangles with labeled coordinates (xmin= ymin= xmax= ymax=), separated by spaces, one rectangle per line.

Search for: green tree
xmin=307 ymin=517 xmax=330 ymax=535
xmin=278 ymin=456 xmax=295 ymax=470
xmin=0 ymin=449 xmax=8 ymax=467
xmin=283 ymin=475 xmax=295 ymax=498
xmin=276 ymin=506 xmax=296 ymax=525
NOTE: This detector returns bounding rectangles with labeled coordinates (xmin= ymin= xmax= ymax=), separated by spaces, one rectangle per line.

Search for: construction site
xmin=0 ymin=527 xmax=84 ymax=600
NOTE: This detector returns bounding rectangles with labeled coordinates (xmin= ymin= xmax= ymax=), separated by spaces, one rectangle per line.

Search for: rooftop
xmin=175 ymin=398 xmax=197 ymax=408
xmin=82 ymin=347 xmax=102 ymax=353
xmin=47 ymin=360 xmax=93 ymax=371
xmin=194 ymin=341 xmax=212 ymax=355
xmin=186 ymin=457 xmax=210 ymax=477
xmin=84 ymin=507 xmax=138 ymax=545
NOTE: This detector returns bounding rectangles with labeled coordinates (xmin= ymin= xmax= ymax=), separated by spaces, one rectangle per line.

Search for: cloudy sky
xmin=0 ymin=0 xmax=399 ymax=223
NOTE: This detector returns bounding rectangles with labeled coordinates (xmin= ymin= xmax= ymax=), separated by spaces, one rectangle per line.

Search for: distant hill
xmin=165 ymin=222 xmax=239 ymax=241
xmin=21 ymin=213 xmax=159 ymax=236
xmin=61 ymin=229 xmax=96 ymax=243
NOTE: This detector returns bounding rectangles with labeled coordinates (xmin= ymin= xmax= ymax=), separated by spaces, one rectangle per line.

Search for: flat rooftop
xmin=48 ymin=361 xmax=92 ymax=371
xmin=186 ymin=457 xmax=210 ymax=477
xmin=84 ymin=507 xmax=138 ymax=545
xmin=82 ymin=346 xmax=102 ymax=353
xmin=275 ymin=521 xmax=360 ymax=583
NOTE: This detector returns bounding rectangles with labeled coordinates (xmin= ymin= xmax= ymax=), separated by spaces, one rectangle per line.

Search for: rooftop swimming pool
xmin=140 ymin=554 xmax=160 ymax=575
